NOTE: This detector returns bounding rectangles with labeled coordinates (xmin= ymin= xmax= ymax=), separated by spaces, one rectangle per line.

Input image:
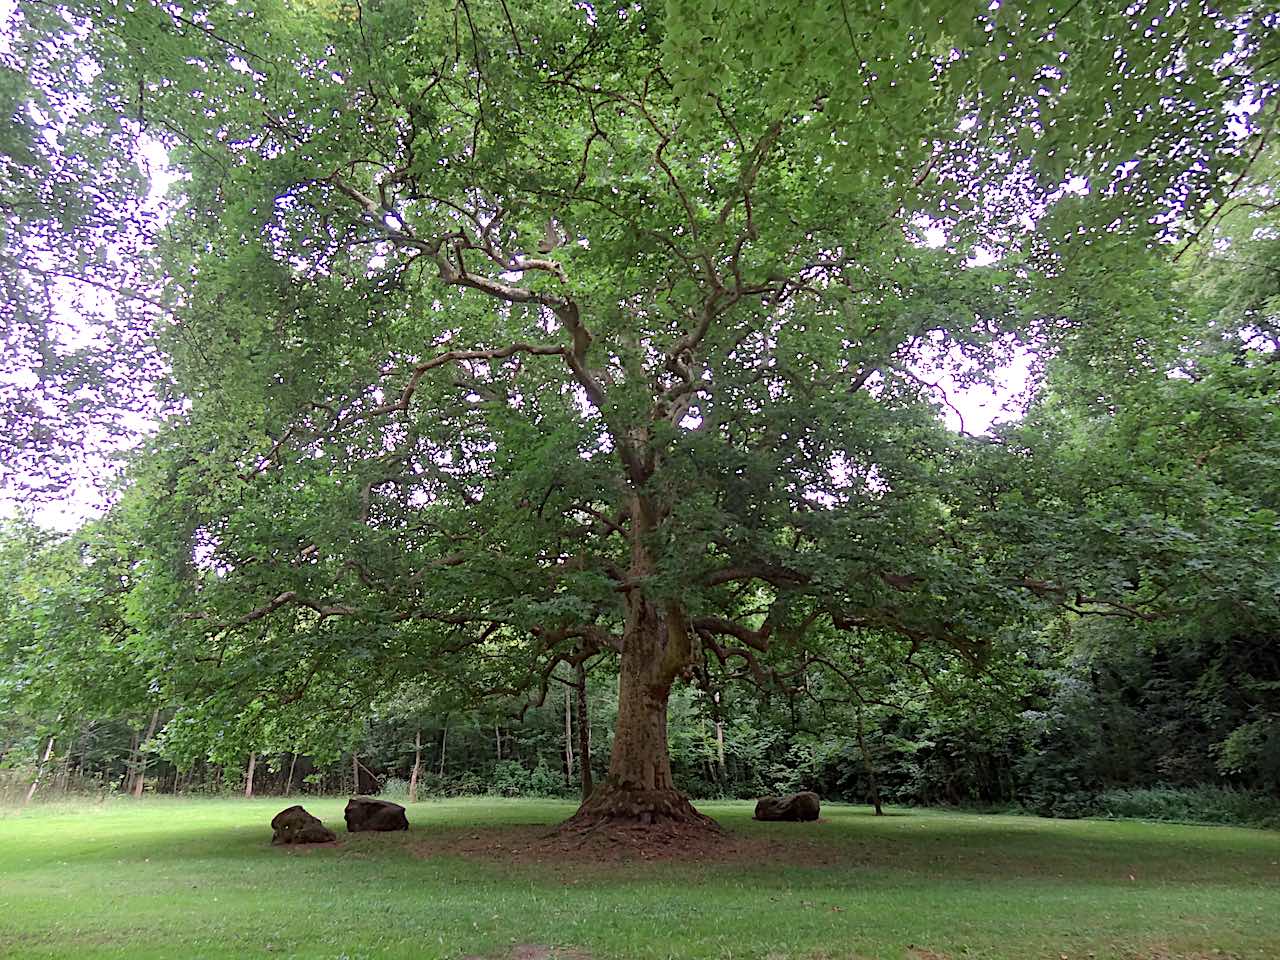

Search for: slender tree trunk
xmin=132 ymin=709 xmax=160 ymax=799
xmin=25 ymin=736 xmax=56 ymax=805
xmin=494 ymin=722 xmax=502 ymax=761
xmin=575 ymin=656 xmax=593 ymax=801
xmin=285 ymin=753 xmax=298 ymax=795
xmin=355 ymin=756 xmax=381 ymax=793
xmin=54 ymin=754 xmax=71 ymax=795
xmin=713 ymin=691 xmax=727 ymax=781
xmin=563 ymin=682 xmax=574 ymax=787
xmin=409 ymin=730 xmax=422 ymax=803
xmin=855 ymin=706 xmax=883 ymax=816
xmin=244 ymin=753 xmax=257 ymax=799
xmin=123 ymin=730 xmax=140 ymax=795
xmin=438 ymin=719 xmax=448 ymax=778
xmin=352 ymin=754 xmax=360 ymax=795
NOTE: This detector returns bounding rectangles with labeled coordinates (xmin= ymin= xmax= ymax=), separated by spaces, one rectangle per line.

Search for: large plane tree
xmin=7 ymin=0 xmax=1275 ymax=831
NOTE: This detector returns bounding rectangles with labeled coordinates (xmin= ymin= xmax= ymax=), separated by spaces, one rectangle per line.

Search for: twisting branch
xmin=717 ymin=119 xmax=784 ymax=228
xmin=574 ymin=504 xmax=628 ymax=538
xmin=359 ymin=341 xmax=567 ymax=420
xmin=693 ymin=616 xmax=772 ymax=651
xmin=187 ymin=590 xmax=357 ymax=635
xmin=702 ymin=563 xmax=809 ymax=588
xmin=327 ymin=170 xmax=608 ymax=412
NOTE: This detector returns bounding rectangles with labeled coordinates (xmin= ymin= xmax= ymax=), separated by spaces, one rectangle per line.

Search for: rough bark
xmin=553 ymin=481 xmax=718 ymax=838
xmin=559 ymin=585 xmax=716 ymax=833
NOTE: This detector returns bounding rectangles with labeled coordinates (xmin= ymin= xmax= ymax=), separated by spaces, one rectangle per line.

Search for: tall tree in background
xmin=4 ymin=0 xmax=1276 ymax=832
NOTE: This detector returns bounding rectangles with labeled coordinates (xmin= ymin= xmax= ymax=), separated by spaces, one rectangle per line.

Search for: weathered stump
xmin=753 ymin=791 xmax=821 ymax=822
xmin=271 ymin=805 xmax=337 ymax=844
xmin=344 ymin=796 xmax=409 ymax=832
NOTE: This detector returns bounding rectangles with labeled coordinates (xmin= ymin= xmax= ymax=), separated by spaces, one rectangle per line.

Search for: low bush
xmin=1094 ymin=784 xmax=1280 ymax=828
xmin=491 ymin=760 xmax=532 ymax=797
xmin=379 ymin=777 xmax=410 ymax=799
xmin=1021 ymin=784 xmax=1280 ymax=827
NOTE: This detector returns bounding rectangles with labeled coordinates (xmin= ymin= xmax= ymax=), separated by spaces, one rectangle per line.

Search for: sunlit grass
xmin=0 ymin=797 xmax=1276 ymax=959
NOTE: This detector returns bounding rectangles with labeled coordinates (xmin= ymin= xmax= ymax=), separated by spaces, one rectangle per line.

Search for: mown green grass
xmin=0 ymin=797 xmax=1276 ymax=959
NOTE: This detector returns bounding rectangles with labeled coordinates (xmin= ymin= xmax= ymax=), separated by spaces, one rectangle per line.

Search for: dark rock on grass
xmin=753 ymin=791 xmax=821 ymax=822
xmin=271 ymin=805 xmax=337 ymax=845
xmin=345 ymin=796 xmax=409 ymax=832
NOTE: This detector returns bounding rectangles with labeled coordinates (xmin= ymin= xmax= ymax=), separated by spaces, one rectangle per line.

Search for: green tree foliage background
xmin=0 ymin=0 xmax=1277 ymax=822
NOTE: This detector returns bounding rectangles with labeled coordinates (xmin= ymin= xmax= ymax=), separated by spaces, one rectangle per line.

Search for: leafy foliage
xmin=0 ymin=10 xmax=164 ymax=494
xmin=1 ymin=0 xmax=1278 ymax=817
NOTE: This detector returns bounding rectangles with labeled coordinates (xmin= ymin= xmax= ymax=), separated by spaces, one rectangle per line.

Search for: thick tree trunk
xmin=555 ymin=482 xmax=717 ymax=836
xmin=561 ymin=594 xmax=715 ymax=831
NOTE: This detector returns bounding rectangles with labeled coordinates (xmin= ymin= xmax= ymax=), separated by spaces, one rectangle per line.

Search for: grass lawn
xmin=0 ymin=797 xmax=1277 ymax=960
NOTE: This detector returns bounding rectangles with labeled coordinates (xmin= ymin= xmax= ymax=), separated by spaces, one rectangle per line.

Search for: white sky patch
xmin=0 ymin=0 xmax=15 ymax=46
xmin=938 ymin=348 xmax=1034 ymax=434
xmin=905 ymin=219 xmax=1033 ymax=432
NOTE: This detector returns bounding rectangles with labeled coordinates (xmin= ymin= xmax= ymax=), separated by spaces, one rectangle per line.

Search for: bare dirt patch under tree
xmin=410 ymin=821 xmax=843 ymax=869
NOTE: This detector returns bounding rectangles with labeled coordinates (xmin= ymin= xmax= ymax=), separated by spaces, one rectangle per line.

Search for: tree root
xmin=548 ymin=785 xmax=724 ymax=845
